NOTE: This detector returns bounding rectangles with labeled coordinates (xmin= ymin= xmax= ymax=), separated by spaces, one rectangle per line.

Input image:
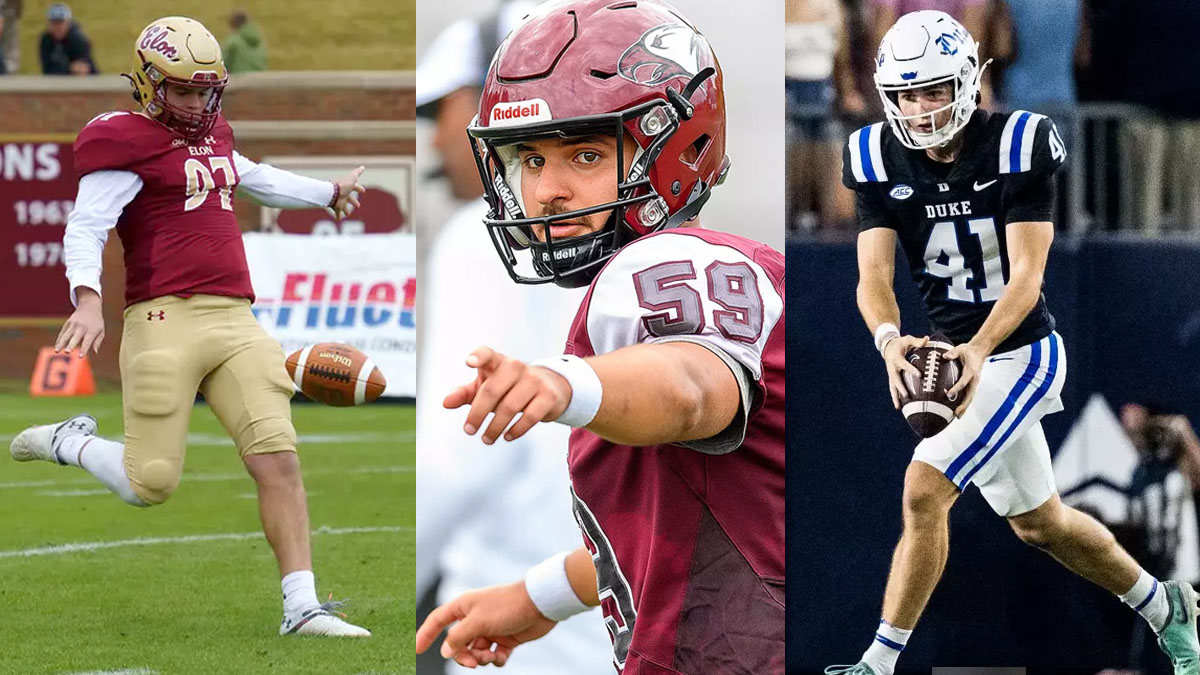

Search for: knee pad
xmin=128 ymin=456 xmax=182 ymax=506
xmin=126 ymin=350 xmax=184 ymax=417
xmin=237 ymin=415 xmax=297 ymax=457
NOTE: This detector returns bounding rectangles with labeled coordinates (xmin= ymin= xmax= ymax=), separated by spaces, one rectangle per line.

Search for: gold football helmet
xmin=125 ymin=17 xmax=228 ymax=139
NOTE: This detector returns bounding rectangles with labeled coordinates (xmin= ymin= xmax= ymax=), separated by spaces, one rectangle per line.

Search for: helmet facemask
xmin=470 ymin=99 xmax=687 ymax=288
xmin=877 ymin=56 xmax=986 ymax=150
xmin=140 ymin=64 xmax=226 ymax=140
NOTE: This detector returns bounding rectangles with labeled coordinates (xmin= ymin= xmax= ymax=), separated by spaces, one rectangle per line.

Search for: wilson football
xmin=900 ymin=338 xmax=962 ymax=438
xmin=285 ymin=343 xmax=386 ymax=407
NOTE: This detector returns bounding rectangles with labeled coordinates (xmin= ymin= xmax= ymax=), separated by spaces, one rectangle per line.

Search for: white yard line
xmin=0 ymin=431 xmax=413 ymax=446
xmin=0 ymin=525 xmax=410 ymax=559
xmin=0 ymin=465 xmax=413 ymax=491
xmin=59 ymin=669 xmax=159 ymax=675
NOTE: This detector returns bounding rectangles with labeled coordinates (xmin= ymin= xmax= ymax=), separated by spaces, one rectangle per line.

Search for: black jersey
xmin=843 ymin=109 xmax=1066 ymax=354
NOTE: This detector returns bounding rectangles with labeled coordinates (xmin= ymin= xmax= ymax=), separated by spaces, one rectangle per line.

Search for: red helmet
xmin=469 ymin=0 xmax=729 ymax=288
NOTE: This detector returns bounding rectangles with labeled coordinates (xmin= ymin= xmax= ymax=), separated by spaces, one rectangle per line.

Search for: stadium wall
xmin=786 ymin=235 xmax=1200 ymax=671
xmin=0 ymin=72 xmax=415 ymax=385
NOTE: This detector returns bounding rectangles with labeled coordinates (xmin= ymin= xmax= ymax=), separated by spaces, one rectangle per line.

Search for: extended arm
xmin=446 ymin=339 xmax=743 ymax=448
xmin=232 ymin=151 xmax=364 ymax=218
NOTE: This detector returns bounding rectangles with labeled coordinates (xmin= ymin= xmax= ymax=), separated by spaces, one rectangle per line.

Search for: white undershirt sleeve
xmin=233 ymin=151 xmax=336 ymax=208
xmin=64 ymin=170 xmax=143 ymax=307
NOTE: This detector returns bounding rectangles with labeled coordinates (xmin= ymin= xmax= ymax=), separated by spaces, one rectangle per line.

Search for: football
xmin=900 ymin=338 xmax=962 ymax=438
xmin=285 ymin=343 xmax=386 ymax=407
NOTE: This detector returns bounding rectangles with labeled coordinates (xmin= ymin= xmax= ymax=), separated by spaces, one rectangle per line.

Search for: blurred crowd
xmin=787 ymin=0 xmax=1200 ymax=237
xmin=0 ymin=3 xmax=268 ymax=76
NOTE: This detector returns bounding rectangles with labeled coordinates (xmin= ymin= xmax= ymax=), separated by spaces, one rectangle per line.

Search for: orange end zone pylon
xmin=29 ymin=347 xmax=96 ymax=397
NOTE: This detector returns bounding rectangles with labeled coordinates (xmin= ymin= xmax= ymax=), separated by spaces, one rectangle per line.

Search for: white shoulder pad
xmin=847 ymin=122 xmax=890 ymax=183
xmin=584 ymin=232 xmax=783 ymax=382
xmin=999 ymin=110 xmax=1049 ymax=174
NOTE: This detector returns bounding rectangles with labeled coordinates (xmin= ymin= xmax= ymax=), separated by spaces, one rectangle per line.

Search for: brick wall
xmin=0 ymin=73 xmax=415 ymax=384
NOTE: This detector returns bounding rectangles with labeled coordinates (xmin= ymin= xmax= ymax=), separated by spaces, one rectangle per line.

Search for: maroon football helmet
xmin=468 ymin=0 xmax=729 ymax=288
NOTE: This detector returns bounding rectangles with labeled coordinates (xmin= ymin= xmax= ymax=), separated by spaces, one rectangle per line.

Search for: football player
xmin=414 ymin=1 xmax=786 ymax=672
xmin=9 ymin=17 xmax=370 ymax=637
xmin=829 ymin=11 xmax=1199 ymax=675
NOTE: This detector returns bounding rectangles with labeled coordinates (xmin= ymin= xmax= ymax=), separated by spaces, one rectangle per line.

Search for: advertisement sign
xmin=242 ymin=232 xmax=416 ymax=398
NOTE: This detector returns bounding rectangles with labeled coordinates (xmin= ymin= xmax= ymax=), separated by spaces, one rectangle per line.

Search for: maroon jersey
xmin=565 ymin=228 xmax=786 ymax=674
xmin=74 ymin=111 xmax=252 ymax=307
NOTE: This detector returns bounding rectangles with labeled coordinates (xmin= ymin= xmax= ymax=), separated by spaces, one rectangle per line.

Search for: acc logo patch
xmin=618 ymin=24 xmax=703 ymax=86
xmin=889 ymin=184 xmax=914 ymax=200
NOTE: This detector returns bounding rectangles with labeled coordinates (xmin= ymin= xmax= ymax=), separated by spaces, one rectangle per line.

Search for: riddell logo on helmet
xmin=490 ymin=99 xmax=551 ymax=128
xmin=140 ymin=26 xmax=179 ymax=59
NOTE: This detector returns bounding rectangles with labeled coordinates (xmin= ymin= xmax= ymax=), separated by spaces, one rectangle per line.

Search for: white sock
xmin=1119 ymin=569 xmax=1170 ymax=633
xmin=861 ymin=619 xmax=912 ymax=675
xmin=56 ymin=434 xmax=145 ymax=507
xmin=282 ymin=570 xmax=320 ymax=617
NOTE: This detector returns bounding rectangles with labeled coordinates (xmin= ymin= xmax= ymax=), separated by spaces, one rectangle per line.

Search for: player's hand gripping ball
xmin=285 ymin=343 xmax=386 ymax=406
xmin=900 ymin=338 xmax=962 ymax=438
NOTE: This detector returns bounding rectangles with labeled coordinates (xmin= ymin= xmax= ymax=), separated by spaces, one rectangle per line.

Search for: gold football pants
xmin=119 ymin=294 xmax=297 ymax=505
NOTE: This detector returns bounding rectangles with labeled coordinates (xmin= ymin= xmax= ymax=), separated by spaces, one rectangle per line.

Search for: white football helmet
xmin=874 ymin=10 xmax=987 ymax=149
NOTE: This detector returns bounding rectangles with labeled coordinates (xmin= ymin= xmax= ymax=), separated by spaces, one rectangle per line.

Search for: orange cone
xmin=29 ymin=347 xmax=96 ymax=397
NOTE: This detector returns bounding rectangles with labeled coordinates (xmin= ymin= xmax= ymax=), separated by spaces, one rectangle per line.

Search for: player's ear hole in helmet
xmin=123 ymin=17 xmax=229 ymax=141
xmin=467 ymin=0 xmax=730 ymax=289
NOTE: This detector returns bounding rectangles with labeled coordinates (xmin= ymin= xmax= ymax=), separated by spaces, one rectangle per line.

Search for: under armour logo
xmin=204 ymin=135 xmax=217 ymax=145
xmin=147 ymin=310 xmax=165 ymax=321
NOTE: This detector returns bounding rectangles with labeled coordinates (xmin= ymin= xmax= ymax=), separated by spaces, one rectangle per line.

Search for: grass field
xmin=0 ymin=392 xmax=414 ymax=675
xmin=14 ymin=0 xmax=417 ymax=74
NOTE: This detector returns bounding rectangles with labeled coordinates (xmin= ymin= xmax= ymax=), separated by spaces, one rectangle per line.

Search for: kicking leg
xmin=202 ymin=319 xmax=369 ymax=637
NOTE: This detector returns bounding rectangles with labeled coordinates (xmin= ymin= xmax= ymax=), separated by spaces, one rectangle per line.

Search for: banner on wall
xmin=242 ymin=232 xmax=416 ymax=398
xmin=0 ymin=139 xmax=77 ymax=318
xmin=257 ymin=155 xmax=414 ymax=235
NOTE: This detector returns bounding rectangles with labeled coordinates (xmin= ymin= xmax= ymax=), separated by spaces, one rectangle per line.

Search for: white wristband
xmin=530 ymin=354 xmax=603 ymax=428
xmin=874 ymin=322 xmax=901 ymax=354
xmin=524 ymin=551 xmax=590 ymax=622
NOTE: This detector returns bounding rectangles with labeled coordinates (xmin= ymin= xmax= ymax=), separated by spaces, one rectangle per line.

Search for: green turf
xmin=0 ymin=393 xmax=414 ymax=675
xmin=16 ymin=0 xmax=416 ymax=75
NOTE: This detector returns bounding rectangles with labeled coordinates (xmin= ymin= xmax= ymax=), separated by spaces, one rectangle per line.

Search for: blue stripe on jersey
xmin=1009 ymin=111 xmax=1032 ymax=174
xmin=874 ymin=634 xmax=906 ymax=652
xmin=1134 ymin=578 xmax=1159 ymax=612
xmin=945 ymin=339 xmax=1043 ymax=486
xmin=957 ymin=334 xmax=1059 ymax=487
xmin=859 ymin=125 xmax=878 ymax=182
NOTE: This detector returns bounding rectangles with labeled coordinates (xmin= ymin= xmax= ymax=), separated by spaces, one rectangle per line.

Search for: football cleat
xmin=825 ymin=664 xmax=879 ymax=675
xmin=10 ymin=414 xmax=97 ymax=464
xmin=1157 ymin=580 xmax=1200 ymax=674
xmin=280 ymin=598 xmax=371 ymax=638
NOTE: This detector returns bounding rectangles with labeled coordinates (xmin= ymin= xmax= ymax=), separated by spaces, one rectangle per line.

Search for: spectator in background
xmin=39 ymin=3 xmax=95 ymax=75
xmin=222 ymin=10 xmax=266 ymax=73
xmin=785 ymin=0 xmax=862 ymax=234
xmin=1114 ymin=0 xmax=1200 ymax=235
xmin=1120 ymin=402 xmax=1200 ymax=675
xmin=0 ymin=0 xmax=19 ymax=73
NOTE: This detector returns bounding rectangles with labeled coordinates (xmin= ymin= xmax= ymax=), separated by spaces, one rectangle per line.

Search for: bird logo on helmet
xmin=124 ymin=17 xmax=229 ymax=141
xmin=468 ymin=0 xmax=729 ymax=289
